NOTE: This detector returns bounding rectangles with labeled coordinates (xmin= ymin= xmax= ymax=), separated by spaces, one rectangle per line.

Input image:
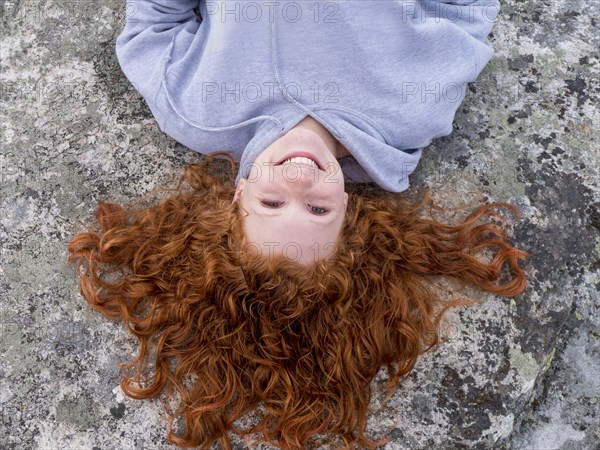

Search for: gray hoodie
xmin=116 ymin=0 xmax=498 ymax=192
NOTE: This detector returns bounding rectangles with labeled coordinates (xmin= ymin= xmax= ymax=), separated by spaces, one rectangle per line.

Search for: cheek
xmin=323 ymin=163 xmax=345 ymax=183
xmin=321 ymin=177 xmax=345 ymax=197
xmin=246 ymin=164 xmax=263 ymax=183
xmin=250 ymin=164 xmax=284 ymax=186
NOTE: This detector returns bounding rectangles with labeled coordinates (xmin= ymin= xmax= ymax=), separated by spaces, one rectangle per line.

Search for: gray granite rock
xmin=1 ymin=0 xmax=598 ymax=449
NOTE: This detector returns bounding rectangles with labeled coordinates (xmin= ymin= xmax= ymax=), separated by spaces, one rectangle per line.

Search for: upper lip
xmin=275 ymin=152 xmax=324 ymax=170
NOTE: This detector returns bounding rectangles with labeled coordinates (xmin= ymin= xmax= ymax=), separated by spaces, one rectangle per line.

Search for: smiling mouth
xmin=275 ymin=152 xmax=323 ymax=170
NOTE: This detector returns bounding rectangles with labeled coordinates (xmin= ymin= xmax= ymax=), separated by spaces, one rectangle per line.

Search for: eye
xmin=260 ymin=200 xmax=328 ymax=214
xmin=261 ymin=199 xmax=283 ymax=208
xmin=309 ymin=205 xmax=329 ymax=215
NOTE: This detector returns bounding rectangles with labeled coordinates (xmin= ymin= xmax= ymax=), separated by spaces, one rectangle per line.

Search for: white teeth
xmin=282 ymin=156 xmax=318 ymax=168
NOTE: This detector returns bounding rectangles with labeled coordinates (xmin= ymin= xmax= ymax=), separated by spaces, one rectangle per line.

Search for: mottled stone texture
xmin=1 ymin=0 xmax=598 ymax=449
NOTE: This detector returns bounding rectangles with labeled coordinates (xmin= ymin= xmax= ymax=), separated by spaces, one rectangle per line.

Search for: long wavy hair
xmin=67 ymin=154 xmax=528 ymax=449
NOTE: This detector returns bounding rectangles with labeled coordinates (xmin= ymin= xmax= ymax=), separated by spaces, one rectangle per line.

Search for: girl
xmin=68 ymin=0 xmax=526 ymax=448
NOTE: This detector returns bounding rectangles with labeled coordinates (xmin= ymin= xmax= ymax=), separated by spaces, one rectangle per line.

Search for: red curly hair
xmin=67 ymin=154 xmax=527 ymax=449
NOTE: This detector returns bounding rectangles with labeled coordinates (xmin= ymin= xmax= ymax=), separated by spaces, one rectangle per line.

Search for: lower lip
xmin=276 ymin=152 xmax=323 ymax=170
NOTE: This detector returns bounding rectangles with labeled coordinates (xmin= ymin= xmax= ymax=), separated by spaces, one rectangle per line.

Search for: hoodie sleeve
xmin=115 ymin=0 xmax=201 ymax=104
xmin=423 ymin=0 xmax=500 ymax=77
xmin=436 ymin=0 xmax=499 ymax=42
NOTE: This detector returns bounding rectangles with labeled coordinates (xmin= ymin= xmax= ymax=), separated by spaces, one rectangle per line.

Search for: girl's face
xmin=233 ymin=116 xmax=348 ymax=265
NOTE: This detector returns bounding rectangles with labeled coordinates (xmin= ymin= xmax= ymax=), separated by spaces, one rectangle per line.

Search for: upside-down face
xmin=234 ymin=116 xmax=348 ymax=265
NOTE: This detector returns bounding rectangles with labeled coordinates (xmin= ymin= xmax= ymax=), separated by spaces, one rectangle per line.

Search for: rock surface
xmin=1 ymin=0 xmax=598 ymax=449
